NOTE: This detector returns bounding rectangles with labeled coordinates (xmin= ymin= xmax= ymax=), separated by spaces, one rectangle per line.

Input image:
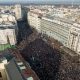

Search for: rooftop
xmin=0 ymin=23 xmax=16 ymax=29
xmin=45 ymin=14 xmax=74 ymax=23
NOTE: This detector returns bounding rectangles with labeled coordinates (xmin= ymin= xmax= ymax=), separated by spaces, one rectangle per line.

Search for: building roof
xmin=43 ymin=14 xmax=74 ymax=25
xmin=5 ymin=58 xmax=24 ymax=80
xmin=0 ymin=24 xmax=16 ymax=29
xmin=29 ymin=11 xmax=43 ymax=17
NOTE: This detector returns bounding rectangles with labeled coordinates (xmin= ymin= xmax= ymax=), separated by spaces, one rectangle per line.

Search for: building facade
xmin=0 ymin=13 xmax=18 ymax=51
xmin=68 ymin=23 xmax=80 ymax=54
xmin=14 ymin=4 xmax=23 ymax=21
xmin=41 ymin=16 xmax=72 ymax=46
xmin=28 ymin=11 xmax=42 ymax=32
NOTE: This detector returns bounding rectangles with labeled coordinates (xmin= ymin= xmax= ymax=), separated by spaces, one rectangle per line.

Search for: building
xmin=68 ymin=23 xmax=80 ymax=54
xmin=0 ymin=13 xmax=18 ymax=51
xmin=14 ymin=4 xmax=27 ymax=21
xmin=14 ymin=4 xmax=23 ymax=21
xmin=28 ymin=11 xmax=42 ymax=32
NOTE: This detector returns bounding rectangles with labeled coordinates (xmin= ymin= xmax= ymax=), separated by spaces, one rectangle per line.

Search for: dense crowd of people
xmin=17 ymin=19 xmax=80 ymax=80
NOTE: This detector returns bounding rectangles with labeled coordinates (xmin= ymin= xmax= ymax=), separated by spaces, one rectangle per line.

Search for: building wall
xmin=0 ymin=26 xmax=17 ymax=51
xmin=0 ymin=30 xmax=7 ymax=44
xmin=41 ymin=17 xmax=71 ymax=46
xmin=77 ymin=37 xmax=80 ymax=54
xmin=68 ymin=26 xmax=80 ymax=54
xmin=28 ymin=12 xmax=41 ymax=32
xmin=15 ymin=4 xmax=23 ymax=21
xmin=6 ymin=29 xmax=17 ymax=45
xmin=0 ymin=28 xmax=17 ymax=45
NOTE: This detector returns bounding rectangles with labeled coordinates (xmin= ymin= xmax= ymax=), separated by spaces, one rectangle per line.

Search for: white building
xmin=0 ymin=14 xmax=18 ymax=46
xmin=68 ymin=23 xmax=80 ymax=54
xmin=28 ymin=11 xmax=42 ymax=32
xmin=0 ymin=23 xmax=17 ymax=45
xmin=41 ymin=16 xmax=72 ymax=46
xmin=14 ymin=4 xmax=23 ymax=21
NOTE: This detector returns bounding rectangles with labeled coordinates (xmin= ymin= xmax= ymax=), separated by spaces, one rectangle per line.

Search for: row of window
xmin=41 ymin=29 xmax=68 ymax=43
xmin=42 ymin=19 xmax=71 ymax=30
xmin=42 ymin=30 xmax=67 ymax=45
xmin=41 ymin=20 xmax=70 ymax=32
xmin=41 ymin=25 xmax=69 ymax=39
